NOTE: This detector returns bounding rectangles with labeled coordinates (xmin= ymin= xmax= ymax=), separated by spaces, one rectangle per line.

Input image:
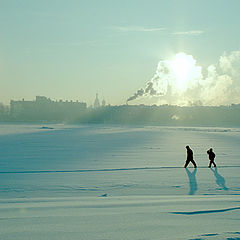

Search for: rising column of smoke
xmin=127 ymin=51 xmax=240 ymax=106
xmin=126 ymin=60 xmax=173 ymax=102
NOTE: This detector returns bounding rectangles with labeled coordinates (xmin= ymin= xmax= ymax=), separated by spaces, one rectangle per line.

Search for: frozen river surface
xmin=0 ymin=124 xmax=239 ymax=239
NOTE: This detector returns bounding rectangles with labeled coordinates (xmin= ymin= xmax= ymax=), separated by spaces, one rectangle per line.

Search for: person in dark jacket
xmin=184 ymin=145 xmax=197 ymax=168
xmin=207 ymin=148 xmax=216 ymax=168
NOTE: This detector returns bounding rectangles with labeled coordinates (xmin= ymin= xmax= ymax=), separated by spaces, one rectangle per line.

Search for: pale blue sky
xmin=0 ymin=0 xmax=239 ymax=105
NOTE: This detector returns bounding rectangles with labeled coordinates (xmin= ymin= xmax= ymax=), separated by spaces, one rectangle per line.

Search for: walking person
xmin=207 ymin=148 xmax=216 ymax=168
xmin=184 ymin=145 xmax=197 ymax=168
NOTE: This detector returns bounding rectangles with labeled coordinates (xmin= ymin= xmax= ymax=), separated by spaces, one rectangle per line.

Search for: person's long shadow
xmin=211 ymin=167 xmax=229 ymax=191
xmin=185 ymin=168 xmax=198 ymax=195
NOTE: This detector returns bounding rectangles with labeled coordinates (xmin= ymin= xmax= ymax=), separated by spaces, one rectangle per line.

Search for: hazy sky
xmin=0 ymin=0 xmax=240 ymax=106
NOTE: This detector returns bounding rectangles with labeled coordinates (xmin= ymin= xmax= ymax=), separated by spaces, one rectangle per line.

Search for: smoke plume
xmin=127 ymin=51 xmax=240 ymax=106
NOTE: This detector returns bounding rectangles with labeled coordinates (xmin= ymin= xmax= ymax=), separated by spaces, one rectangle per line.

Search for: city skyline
xmin=1 ymin=94 xmax=240 ymax=127
xmin=0 ymin=0 xmax=240 ymax=106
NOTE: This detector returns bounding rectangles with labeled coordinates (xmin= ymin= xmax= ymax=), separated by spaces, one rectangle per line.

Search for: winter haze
xmin=0 ymin=0 xmax=240 ymax=106
xmin=0 ymin=1 xmax=240 ymax=240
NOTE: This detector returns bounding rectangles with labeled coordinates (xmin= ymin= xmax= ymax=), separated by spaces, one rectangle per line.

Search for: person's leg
xmin=208 ymin=160 xmax=217 ymax=167
xmin=191 ymin=159 xmax=197 ymax=168
xmin=209 ymin=160 xmax=213 ymax=167
xmin=184 ymin=159 xmax=190 ymax=168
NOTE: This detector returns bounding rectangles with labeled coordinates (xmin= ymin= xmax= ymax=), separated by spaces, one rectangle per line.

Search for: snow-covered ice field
xmin=0 ymin=124 xmax=239 ymax=239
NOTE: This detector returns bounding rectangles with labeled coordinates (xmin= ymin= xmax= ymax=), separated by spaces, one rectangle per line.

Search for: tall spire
xmin=94 ymin=93 xmax=100 ymax=108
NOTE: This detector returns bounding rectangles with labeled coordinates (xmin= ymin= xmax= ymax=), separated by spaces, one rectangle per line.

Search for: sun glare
xmin=171 ymin=52 xmax=195 ymax=91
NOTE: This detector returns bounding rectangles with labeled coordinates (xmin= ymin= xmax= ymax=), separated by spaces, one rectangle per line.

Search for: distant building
xmin=94 ymin=93 xmax=100 ymax=108
xmin=10 ymin=96 xmax=87 ymax=121
xmin=102 ymin=99 xmax=106 ymax=107
xmin=0 ymin=103 xmax=9 ymax=120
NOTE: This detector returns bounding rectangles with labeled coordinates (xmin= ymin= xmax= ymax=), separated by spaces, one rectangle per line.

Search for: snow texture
xmin=0 ymin=124 xmax=239 ymax=239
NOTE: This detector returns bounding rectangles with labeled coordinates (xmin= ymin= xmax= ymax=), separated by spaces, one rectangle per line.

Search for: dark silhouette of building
xmin=0 ymin=103 xmax=9 ymax=120
xmin=102 ymin=99 xmax=106 ymax=107
xmin=94 ymin=93 xmax=100 ymax=108
xmin=10 ymin=96 xmax=87 ymax=121
xmin=2 ymin=99 xmax=240 ymax=125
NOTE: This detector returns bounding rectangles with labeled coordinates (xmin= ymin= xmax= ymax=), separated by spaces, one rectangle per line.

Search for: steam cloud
xmin=127 ymin=51 xmax=240 ymax=106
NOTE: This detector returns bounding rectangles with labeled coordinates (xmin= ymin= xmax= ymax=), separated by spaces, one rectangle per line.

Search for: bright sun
xmin=171 ymin=52 xmax=196 ymax=91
